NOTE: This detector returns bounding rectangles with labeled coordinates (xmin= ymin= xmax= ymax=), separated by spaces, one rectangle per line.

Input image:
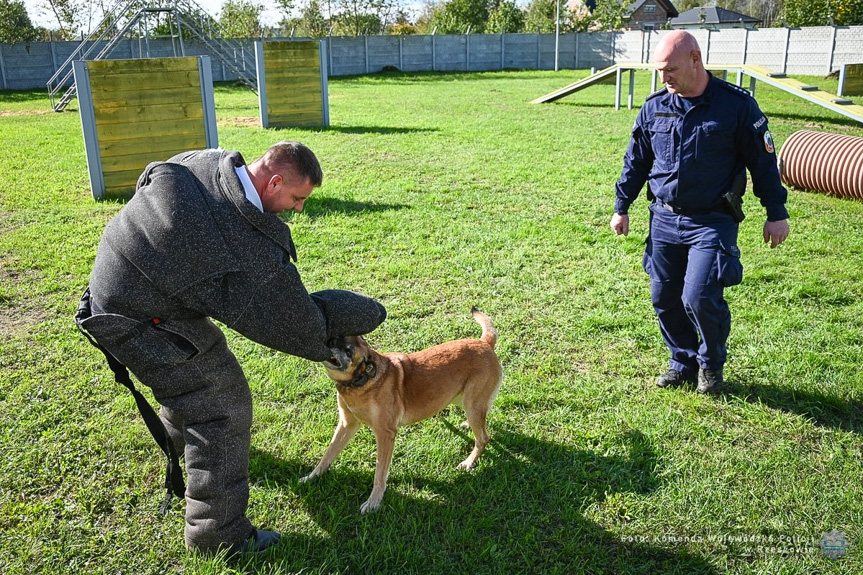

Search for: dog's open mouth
xmin=323 ymin=344 xmax=353 ymax=372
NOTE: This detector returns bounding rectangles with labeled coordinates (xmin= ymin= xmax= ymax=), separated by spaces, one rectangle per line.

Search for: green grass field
xmin=1 ymin=69 xmax=862 ymax=574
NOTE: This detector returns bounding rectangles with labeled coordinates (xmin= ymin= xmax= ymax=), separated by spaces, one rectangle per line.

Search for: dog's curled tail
xmin=471 ymin=306 xmax=497 ymax=349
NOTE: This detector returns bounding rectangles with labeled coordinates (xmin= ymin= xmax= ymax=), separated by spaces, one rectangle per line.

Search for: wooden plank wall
xmin=87 ymin=57 xmax=210 ymax=199
xmin=262 ymin=41 xmax=324 ymax=128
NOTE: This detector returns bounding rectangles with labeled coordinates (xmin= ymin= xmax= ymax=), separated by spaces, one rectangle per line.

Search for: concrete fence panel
xmin=1 ymin=27 xmax=862 ymax=91
xmin=832 ymin=27 xmax=863 ymax=71
xmin=743 ymin=27 xmax=789 ymax=71
xmin=704 ymin=28 xmax=748 ymax=65
xmin=788 ymin=27 xmax=835 ymax=75
xmin=401 ymin=36 xmax=433 ymax=71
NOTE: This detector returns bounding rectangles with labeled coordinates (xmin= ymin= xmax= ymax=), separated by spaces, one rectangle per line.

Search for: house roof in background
xmin=627 ymin=0 xmax=680 ymax=18
xmin=670 ymin=6 xmax=761 ymax=25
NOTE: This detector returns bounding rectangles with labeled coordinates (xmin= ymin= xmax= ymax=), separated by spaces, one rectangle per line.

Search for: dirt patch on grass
xmin=0 ymin=109 xmax=52 ymax=117
xmin=219 ymin=116 xmax=259 ymax=127
xmin=0 ymin=304 xmax=50 ymax=338
xmin=0 ymin=263 xmax=49 ymax=338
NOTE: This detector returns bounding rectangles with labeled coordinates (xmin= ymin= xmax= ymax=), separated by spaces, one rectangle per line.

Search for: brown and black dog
xmin=301 ymin=307 xmax=503 ymax=513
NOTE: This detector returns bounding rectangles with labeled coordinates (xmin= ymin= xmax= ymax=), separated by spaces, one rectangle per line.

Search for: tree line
xmin=2 ymin=0 xmax=862 ymax=43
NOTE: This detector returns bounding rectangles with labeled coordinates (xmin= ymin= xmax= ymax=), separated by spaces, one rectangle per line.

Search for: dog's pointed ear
xmin=365 ymin=361 xmax=376 ymax=378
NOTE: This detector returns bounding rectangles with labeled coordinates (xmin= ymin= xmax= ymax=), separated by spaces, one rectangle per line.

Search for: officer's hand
xmin=610 ymin=213 xmax=630 ymax=236
xmin=763 ymin=219 xmax=790 ymax=249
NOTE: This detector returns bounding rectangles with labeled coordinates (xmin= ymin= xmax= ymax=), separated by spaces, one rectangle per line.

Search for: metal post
xmin=500 ymin=33 xmax=505 ymax=70
xmin=782 ymin=26 xmax=791 ymax=74
xmin=466 ymin=29 xmax=470 ymax=71
xmin=320 ymin=39 xmax=330 ymax=126
xmin=0 ymin=46 xmax=7 ymax=90
xmin=575 ymin=32 xmax=579 ymax=69
xmin=628 ymin=68 xmax=635 ymax=109
xmin=615 ymin=66 xmax=622 ymax=110
xmin=554 ymin=0 xmax=560 ymax=72
xmin=255 ymin=42 xmax=267 ymax=127
xmin=704 ymin=29 xmax=711 ymax=65
xmin=365 ymin=36 xmax=369 ymax=73
xmin=827 ymin=25 xmax=837 ymax=75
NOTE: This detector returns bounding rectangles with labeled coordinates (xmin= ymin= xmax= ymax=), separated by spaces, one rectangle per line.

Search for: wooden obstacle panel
xmin=839 ymin=63 xmax=863 ymax=97
xmin=257 ymin=40 xmax=329 ymax=128
xmin=73 ymin=56 xmax=217 ymax=200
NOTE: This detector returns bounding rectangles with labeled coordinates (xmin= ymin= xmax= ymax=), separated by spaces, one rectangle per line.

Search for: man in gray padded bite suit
xmin=76 ymin=141 xmax=386 ymax=554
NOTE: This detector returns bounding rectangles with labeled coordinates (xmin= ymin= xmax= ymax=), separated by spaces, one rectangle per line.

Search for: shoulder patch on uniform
xmin=764 ymin=130 xmax=775 ymax=153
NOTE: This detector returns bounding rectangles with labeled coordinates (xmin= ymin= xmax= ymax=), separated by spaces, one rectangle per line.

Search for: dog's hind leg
xmin=457 ymin=406 xmax=489 ymax=471
xmin=457 ymin=371 xmax=502 ymax=470
xmin=361 ymin=425 xmax=397 ymax=514
xmin=301 ymin=401 xmax=362 ymax=483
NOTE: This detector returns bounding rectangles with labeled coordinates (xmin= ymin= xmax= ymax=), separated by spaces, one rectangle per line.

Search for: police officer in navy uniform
xmin=611 ymin=31 xmax=790 ymax=394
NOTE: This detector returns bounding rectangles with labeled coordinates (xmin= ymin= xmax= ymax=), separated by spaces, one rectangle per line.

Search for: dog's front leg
xmin=360 ymin=425 xmax=397 ymax=514
xmin=301 ymin=402 xmax=361 ymax=483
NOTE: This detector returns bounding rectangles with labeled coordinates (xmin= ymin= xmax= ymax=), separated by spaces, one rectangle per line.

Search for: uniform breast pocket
xmin=648 ymin=120 xmax=675 ymax=166
xmin=697 ymin=121 xmax=735 ymax=158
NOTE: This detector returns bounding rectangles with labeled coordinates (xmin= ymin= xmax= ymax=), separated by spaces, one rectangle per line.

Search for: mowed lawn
xmin=1 ymin=69 xmax=862 ymax=574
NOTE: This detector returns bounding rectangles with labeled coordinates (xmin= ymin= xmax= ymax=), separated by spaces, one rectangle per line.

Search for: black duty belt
xmin=654 ymin=199 xmax=727 ymax=216
xmin=75 ymin=287 xmax=185 ymax=515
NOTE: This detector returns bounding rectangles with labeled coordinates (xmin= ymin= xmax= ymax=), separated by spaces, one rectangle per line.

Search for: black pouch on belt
xmin=721 ymin=171 xmax=747 ymax=223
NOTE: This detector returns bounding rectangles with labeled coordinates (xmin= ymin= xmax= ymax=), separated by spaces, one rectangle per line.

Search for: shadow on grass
xmin=251 ymin=428 xmax=719 ymax=574
xmin=725 ymin=379 xmax=863 ymax=434
xmin=759 ymin=110 xmax=862 ymax=128
xmin=299 ymin=197 xmax=410 ymax=218
xmin=0 ymin=89 xmax=50 ymax=105
xmin=291 ymin=125 xmax=441 ymax=135
xmin=81 ymin=192 xmax=410 ymax=217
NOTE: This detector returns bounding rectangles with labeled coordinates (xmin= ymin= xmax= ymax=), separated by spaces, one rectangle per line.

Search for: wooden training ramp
xmin=532 ymin=62 xmax=863 ymax=125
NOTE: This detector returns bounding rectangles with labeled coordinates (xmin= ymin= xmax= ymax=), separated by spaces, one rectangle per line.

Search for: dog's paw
xmin=299 ymin=473 xmax=316 ymax=483
xmin=457 ymin=459 xmax=478 ymax=471
xmin=360 ymin=497 xmax=382 ymax=514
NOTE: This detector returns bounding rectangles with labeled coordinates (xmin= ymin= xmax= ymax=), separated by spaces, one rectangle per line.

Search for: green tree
xmin=523 ymin=0 xmax=556 ymax=33
xmin=0 ymin=0 xmax=39 ymax=43
xmin=833 ymin=0 xmax=863 ymax=24
xmin=781 ymin=0 xmax=863 ymax=25
xmin=43 ymin=0 xmax=86 ymax=38
xmin=590 ymin=0 xmax=628 ymax=30
xmin=486 ymin=0 xmax=524 ymax=32
xmin=428 ymin=0 xmax=493 ymax=33
xmin=280 ymin=0 xmax=329 ymax=36
xmin=219 ymin=0 xmax=264 ymax=38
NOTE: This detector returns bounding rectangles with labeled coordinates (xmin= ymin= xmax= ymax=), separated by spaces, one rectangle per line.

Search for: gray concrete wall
xmin=2 ymin=27 xmax=862 ymax=90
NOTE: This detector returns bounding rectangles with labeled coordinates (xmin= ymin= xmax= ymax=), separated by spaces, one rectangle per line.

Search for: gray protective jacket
xmin=89 ymin=149 xmax=385 ymax=362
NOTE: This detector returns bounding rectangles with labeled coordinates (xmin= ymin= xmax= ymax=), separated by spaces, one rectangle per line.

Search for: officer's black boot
xmin=697 ymin=368 xmax=723 ymax=394
xmin=656 ymin=369 xmax=696 ymax=388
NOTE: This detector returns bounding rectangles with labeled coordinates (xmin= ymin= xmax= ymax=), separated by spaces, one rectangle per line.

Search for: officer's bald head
xmin=653 ymin=31 xmax=708 ymax=98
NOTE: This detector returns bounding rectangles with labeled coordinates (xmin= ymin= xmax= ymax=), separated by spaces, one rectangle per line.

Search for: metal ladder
xmin=47 ymin=0 xmax=257 ymax=112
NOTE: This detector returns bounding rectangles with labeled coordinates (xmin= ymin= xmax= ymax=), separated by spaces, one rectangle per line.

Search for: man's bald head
xmin=653 ymin=31 xmax=709 ymax=98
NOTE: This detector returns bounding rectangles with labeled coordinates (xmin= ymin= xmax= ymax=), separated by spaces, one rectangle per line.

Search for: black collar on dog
xmin=346 ymin=359 xmax=377 ymax=388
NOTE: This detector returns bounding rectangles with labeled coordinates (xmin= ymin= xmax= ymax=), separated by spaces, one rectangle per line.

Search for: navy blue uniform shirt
xmin=615 ymin=74 xmax=789 ymax=222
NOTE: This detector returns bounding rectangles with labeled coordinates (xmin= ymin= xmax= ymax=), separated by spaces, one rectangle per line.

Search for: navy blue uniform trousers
xmin=643 ymin=204 xmax=743 ymax=374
